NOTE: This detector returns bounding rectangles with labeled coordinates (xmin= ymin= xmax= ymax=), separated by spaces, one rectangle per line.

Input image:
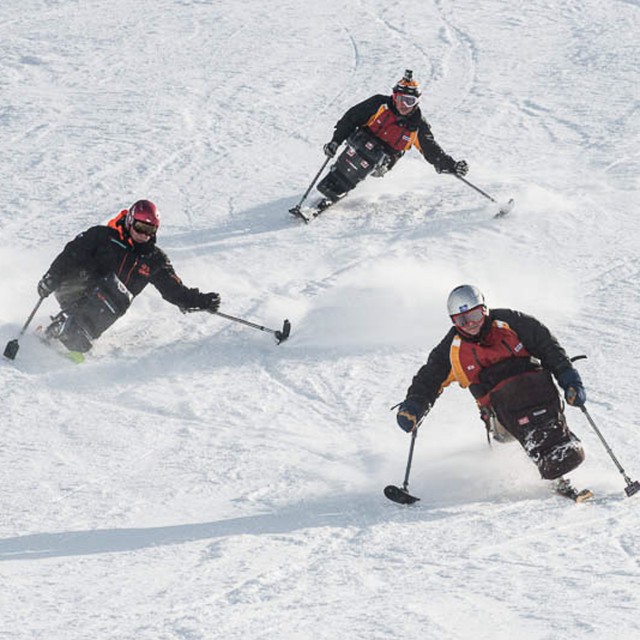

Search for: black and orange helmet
xmin=392 ymin=69 xmax=422 ymax=98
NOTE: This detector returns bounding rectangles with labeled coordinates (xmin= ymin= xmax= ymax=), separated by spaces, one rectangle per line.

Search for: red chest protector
xmin=365 ymin=105 xmax=418 ymax=152
xmin=448 ymin=320 xmax=532 ymax=406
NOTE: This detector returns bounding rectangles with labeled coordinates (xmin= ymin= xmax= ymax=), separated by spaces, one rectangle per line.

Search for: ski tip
xmin=384 ymin=485 xmax=420 ymax=505
xmin=554 ymin=478 xmax=593 ymax=502
xmin=66 ymin=351 xmax=85 ymax=364
xmin=574 ymin=489 xmax=594 ymax=503
xmin=3 ymin=339 xmax=19 ymax=360
xmin=494 ymin=198 xmax=515 ymax=218
xmin=289 ymin=207 xmax=310 ymax=224
xmin=275 ymin=319 xmax=291 ymax=344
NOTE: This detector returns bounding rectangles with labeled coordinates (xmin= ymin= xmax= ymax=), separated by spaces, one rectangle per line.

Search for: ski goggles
xmin=451 ymin=305 xmax=486 ymax=328
xmin=395 ymin=93 xmax=420 ymax=108
xmin=132 ymin=220 xmax=158 ymax=236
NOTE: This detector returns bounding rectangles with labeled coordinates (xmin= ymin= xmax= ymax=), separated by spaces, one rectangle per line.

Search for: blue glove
xmin=396 ymin=398 xmax=425 ymax=433
xmin=557 ymin=368 xmax=587 ymax=407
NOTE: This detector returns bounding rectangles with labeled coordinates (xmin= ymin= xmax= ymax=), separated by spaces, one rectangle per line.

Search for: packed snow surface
xmin=1 ymin=1 xmax=639 ymax=638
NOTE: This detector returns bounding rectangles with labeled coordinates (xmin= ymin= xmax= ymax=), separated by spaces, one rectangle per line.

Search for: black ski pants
xmin=489 ymin=370 xmax=585 ymax=479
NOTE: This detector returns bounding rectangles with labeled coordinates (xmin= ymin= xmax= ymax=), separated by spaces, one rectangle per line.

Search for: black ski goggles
xmin=132 ymin=220 xmax=157 ymax=236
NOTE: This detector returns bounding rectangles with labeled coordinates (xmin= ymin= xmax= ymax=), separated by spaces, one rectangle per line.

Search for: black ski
xmin=553 ymin=477 xmax=593 ymax=503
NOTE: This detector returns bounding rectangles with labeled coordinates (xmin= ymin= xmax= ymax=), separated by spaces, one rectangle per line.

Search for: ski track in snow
xmin=1 ymin=1 xmax=640 ymax=639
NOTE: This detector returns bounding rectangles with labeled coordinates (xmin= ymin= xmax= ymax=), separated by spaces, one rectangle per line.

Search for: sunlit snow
xmin=1 ymin=1 xmax=639 ymax=638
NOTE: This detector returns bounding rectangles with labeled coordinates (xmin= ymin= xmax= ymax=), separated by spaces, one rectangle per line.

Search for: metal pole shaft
xmin=456 ymin=175 xmax=498 ymax=203
xmin=402 ymin=430 xmax=418 ymax=491
xmin=19 ymin=297 xmax=45 ymax=337
xmin=581 ymin=406 xmax=631 ymax=481
xmin=215 ymin=311 xmax=276 ymax=335
xmin=294 ymin=156 xmax=332 ymax=209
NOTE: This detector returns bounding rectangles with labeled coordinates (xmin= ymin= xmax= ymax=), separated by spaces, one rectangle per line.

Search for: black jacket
xmin=45 ymin=212 xmax=209 ymax=310
xmin=406 ymin=309 xmax=574 ymax=413
xmin=331 ymin=94 xmax=455 ymax=170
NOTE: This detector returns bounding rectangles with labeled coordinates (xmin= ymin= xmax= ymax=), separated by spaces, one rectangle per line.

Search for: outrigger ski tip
xmin=274 ymin=319 xmax=291 ymax=344
xmin=288 ymin=205 xmax=310 ymax=224
xmin=289 ymin=198 xmax=335 ymax=224
xmin=384 ymin=484 xmax=420 ymax=505
xmin=3 ymin=339 xmax=19 ymax=360
xmin=624 ymin=479 xmax=640 ymax=497
xmin=494 ymin=198 xmax=515 ymax=219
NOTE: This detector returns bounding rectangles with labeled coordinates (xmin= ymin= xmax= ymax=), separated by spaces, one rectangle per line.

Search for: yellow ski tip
xmin=66 ymin=351 xmax=85 ymax=364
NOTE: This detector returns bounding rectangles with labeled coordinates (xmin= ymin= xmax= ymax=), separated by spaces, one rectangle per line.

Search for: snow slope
xmin=1 ymin=1 xmax=639 ymax=638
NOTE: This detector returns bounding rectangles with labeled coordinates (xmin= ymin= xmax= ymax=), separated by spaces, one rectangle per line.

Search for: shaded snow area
xmin=1 ymin=1 xmax=640 ymax=638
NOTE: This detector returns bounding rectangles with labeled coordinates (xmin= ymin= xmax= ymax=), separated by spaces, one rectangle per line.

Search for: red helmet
xmin=125 ymin=200 xmax=160 ymax=232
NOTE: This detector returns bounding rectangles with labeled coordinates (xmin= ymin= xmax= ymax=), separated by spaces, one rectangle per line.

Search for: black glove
xmin=199 ymin=292 xmax=221 ymax=314
xmin=435 ymin=155 xmax=468 ymax=176
xmin=323 ymin=140 xmax=339 ymax=158
xmin=453 ymin=160 xmax=469 ymax=176
xmin=396 ymin=398 xmax=426 ymax=433
xmin=557 ymin=368 xmax=587 ymax=407
xmin=37 ymin=273 xmax=56 ymax=298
